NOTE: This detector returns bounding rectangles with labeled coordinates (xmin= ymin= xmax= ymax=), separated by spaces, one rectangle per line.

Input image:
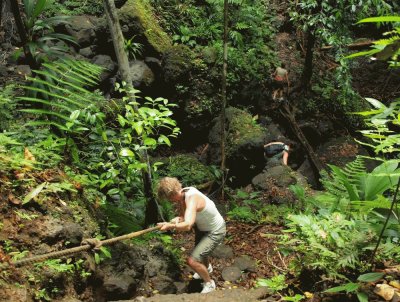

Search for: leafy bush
xmin=150 ymin=0 xmax=277 ymax=102
xmin=227 ymin=190 xmax=263 ymax=223
xmin=0 ymin=85 xmax=17 ymax=131
xmin=280 ymin=212 xmax=374 ymax=279
xmin=45 ymin=0 xmax=104 ymax=16
xmin=157 ymin=154 xmax=215 ymax=187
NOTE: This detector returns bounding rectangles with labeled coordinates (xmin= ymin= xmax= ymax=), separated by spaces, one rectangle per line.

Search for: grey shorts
xmin=191 ymin=223 xmax=226 ymax=262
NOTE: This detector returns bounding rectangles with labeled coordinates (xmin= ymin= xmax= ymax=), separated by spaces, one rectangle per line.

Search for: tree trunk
xmin=0 ymin=0 xmax=4 ymax=31
xmin=102 ymin=0 xmax=159 ymax=226
xmin=9 ymin=0 xmax=38 ymax=69
xmin=280 ymin=104 xmax=323 ymax=186
xmin=220 ymin=0 xmax=228 ymax=200
xmin=300 ymin=29 xmax=315 ymax=92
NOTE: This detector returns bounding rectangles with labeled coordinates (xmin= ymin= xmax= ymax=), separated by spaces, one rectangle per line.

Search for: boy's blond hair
xmin=157 ymin=177 xmax=182 ymax=200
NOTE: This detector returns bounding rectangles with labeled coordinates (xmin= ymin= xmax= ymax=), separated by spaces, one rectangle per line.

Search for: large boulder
xmin=64 ymin=16 xmax=98 ymax=47
xmin=118 ymin=0 xmax=172 ymax=56
xmin=91 ymin=54 xmax=117 ymax=82
xmin=129 ymin=60 xmax=155 ymax=88
xmin=252 ymin=165 xmax=304 ymax=204
xmin=298 ymin=135 xmax=373 ymax=187
xmin=208 ymin=107 xmax=267 ymax=186
xmin=162 ymin=45 xmax=193 ymax=85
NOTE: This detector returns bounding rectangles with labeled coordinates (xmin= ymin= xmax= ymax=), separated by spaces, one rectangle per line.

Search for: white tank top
xmin=183 ymin=187 xmax=225 ymax=232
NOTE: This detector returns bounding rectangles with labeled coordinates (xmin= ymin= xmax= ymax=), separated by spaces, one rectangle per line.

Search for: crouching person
xmin=157 ymin=177 xmax=226 ymax=294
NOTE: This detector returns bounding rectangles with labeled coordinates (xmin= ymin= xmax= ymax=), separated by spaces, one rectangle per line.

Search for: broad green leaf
xmin=107 ymin=188 xmax=119 ymax=195
xmin=118 ymin=114 xmax=126 ymax=127
xmin=23 ymin=182 xmax=47 ymax=204
xmin=357 ymin=291 xmax=368 ymax=302
xmin=94 ymin=253 xmax=100 ymax=264
xmin=143 ymin=137 xmax=157 ymax=146
xmin=364 ymin=98 xmax=387 ymax=109
xmin=70 ymin=110 xmax=80 ymax=120
xmin=120 ymin=148 xmax=134 ymax=157
xmin=32 ymin=0 xmax=47 ymax=19
xmin=323 ymin=283 xmax=359 ymax=293
xmin=158 ymin=135 xmax=171 ymax=146
xmin=99 ymin=246 xmax=111 ymax=258
xmin=357 ymin=272 xmax=384 ymax=282
xmin=358 ymin=16 xmax=400 ymax=23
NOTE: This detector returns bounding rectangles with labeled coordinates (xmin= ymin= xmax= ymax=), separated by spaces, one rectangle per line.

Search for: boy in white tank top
xmin=157 ymin=177 xmax=226 ymax=294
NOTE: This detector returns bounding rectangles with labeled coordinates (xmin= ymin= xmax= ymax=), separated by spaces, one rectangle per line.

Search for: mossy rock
xmin=226 ymin=108 xmax=265 ymax=155
xmin=119 ymin=0 xmax=172 ymax=55
xmin=158 ymin=154 xmax=214 ymax=187
xmin=208 ymin=107 xmax=267 ymax=186
xmin=162 ymin=44 xmax=194 ymax=84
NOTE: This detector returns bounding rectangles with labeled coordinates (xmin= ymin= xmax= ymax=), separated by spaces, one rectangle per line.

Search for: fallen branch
xmin=320 ymin=40 xmax=373 ymax=51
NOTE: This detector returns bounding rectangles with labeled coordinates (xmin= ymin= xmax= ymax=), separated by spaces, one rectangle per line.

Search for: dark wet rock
xmin=65 ymin=16 xmax=98 ymax=47
xmin=298 ymin=135 xmax=374 ymax=187
xmin=174 ymin=281 xmax=187 ymax=294
xmin=162 ymin=44 xmax=193 ymax=84
xmin=252 ymin=165 xmax=296 ymax=191
xmin=129 ymin=60 xmax=154 ymax=88
xmin=150 ymin=275 xmax=177 ymax=294
xmin=208 ymin=107 xmax=267 ymax=186
xmin=15 ymin=65 xmax=31 ymax=77
xmin=211 ymin=244 xmax=234 ymax=259
xmin=234 ymin=255 xmax=257 ymax=272
xmin=79 ymin=46 xmax=96 ymax=58
xmin=145 ymin=259 xmax=164 ymax=277
xmin=91 ymin=54 xmax=117 ymax=82
xmin=103 ymin=274 xmax=137 ymax=300
xmin=221 ymin=266 xmax=242 ymax=282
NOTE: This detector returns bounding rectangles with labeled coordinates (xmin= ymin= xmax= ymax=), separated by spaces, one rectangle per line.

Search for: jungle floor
xmin=134 ymin=220 xmax=297 ymax=301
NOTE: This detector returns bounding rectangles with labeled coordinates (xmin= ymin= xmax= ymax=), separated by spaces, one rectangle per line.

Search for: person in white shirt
xmin=157 ymin=177 xmax=226 ymax=294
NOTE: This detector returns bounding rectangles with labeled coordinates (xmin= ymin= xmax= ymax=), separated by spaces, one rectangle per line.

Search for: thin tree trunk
xmin=0 ymin=0 xmax=4 ymax=30
xmin=9 ymin=0 xmax=38 ymax=69
xmin=220 ymin=0 xmax=228 ymax=200
xmin=102 ymin=0 xmax=159 ymax=226
xmin=300 ymin=29 xmax=315 ymax=92
xmin=280 ymin=105 xmax=323 ymax=185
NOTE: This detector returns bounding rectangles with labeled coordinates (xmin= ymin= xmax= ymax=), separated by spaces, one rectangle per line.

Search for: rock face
xmin=208 ymin=107 xmax=267 ymax=186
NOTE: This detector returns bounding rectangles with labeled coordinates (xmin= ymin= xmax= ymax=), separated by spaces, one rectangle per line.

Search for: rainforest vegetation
xmin=0 ymin=0 xmax=400 ymax=301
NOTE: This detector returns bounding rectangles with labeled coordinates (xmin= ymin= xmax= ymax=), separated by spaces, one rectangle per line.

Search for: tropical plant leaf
xmin=23 ymin=182 xmax=47 ymax=204
xmin=358 ymin=16 xmax=400 ymax=23
xmin=357 ymin=272 xmax=384 ymax=282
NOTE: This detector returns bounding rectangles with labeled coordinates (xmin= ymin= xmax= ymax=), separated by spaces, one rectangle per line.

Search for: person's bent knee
xmin=187 ymin=256 xmax=199 ymax=267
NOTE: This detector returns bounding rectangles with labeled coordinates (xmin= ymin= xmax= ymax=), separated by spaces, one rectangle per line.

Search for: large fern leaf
xmin=18 ymin=59 xmax=104 ymax=133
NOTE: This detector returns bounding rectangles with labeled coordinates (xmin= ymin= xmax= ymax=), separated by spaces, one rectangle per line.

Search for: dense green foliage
xmin=289 ymin=0 xmax=398 ymax=128
xmin=150 ymin=0 xmax=278 ymax=102
xmin=14 ymin=0 xmax=76 ymax=65
xmin=46 ymin=0 xmax=104 ymax=16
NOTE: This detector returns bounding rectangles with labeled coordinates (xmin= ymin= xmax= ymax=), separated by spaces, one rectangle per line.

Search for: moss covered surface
xmin=157 ymin=154 xmax=214 ymax=187
xmin=119 ymin=0 xmax=172 ymax=54
xmin=225 ymin=107 xmax=265 ymax=156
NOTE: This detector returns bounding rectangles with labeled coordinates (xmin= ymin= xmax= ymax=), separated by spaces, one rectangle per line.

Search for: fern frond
xmin=19 ymin=85 xmax=83 ymax=108
xmin=17 ymin=96 xmax=72 ymax=111
xmin=20 ymin=108 xmax=72 ymax=122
